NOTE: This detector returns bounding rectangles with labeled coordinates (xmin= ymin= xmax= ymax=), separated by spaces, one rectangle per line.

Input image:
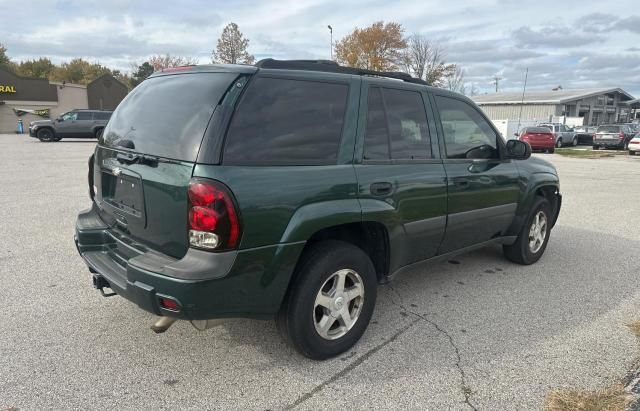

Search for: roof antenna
xmin=516 ymin=67 xmax=529 ymax=136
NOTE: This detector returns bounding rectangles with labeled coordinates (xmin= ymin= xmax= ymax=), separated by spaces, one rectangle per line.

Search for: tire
xmin=593 ymin=145 xmax=599 ymax=150
xmin=503 ymin=196 xmax=552 ymax=265
xmin=556 ymin=138 xmax=563 ymax=148
xmin=36 ymin=128 xmax=55 ymax=142
xmin=548 ymin=148 xmax=555 ymax=154
xmin=572 ymin=137 xmax=578 ymax=146
xmin=276 ymin=240 xmax=377 ymax=360
xmin=630 ymin=150 xmax=636 ymax=156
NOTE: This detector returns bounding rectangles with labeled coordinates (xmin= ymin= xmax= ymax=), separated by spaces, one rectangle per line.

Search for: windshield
xmin=100 ymin=72 xmax=237 ymax=161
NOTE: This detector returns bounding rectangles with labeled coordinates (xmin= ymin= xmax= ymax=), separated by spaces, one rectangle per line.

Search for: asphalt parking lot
xmin=1 ymin=134 xmax=640 ymax=410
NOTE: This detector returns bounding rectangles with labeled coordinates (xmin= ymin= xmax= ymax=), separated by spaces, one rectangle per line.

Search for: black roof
xmin=255 ymin=59 xmax=428 ymax=86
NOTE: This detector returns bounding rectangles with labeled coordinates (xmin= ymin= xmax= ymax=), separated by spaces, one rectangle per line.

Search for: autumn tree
xmin=148 ymin=54 xmax=198 ymax=71
xmin=335 ymin=21 xmax=407 ymax=71
xmin=130 ymin=61 xmax=154 ymax=87
xmin=212 ymin=22 xmax=255 ymax=65
xmin=16 ymin=58 xmax=55 ymax=79
xmin=400 ymin=35 xmax=456 ymax=87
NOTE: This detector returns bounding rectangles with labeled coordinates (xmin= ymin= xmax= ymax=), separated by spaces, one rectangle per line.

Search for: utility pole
xmin=516 ymin=67 xmax=529 ymax=136
xmin=327 ymin=25 xmax=333 ymax=60
xmin=492 ymin=75 xmax=502 ymax=92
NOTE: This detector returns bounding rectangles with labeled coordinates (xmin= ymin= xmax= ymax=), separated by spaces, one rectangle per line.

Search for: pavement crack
xmin=284 ymin=319 xmax=419 ymax=410
xmin=388 ymin=284 xmax=478 ymax=411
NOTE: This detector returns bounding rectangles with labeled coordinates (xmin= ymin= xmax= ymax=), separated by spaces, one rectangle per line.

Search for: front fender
xmin=507 ymin=171 xmax=560 ymax=235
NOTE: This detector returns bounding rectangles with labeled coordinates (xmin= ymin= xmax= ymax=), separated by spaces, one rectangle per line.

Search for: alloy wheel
xmin=528 ymin=211 xmax=548 ymax=253
xmin=313 ymin=269 xmax=364 ymax=340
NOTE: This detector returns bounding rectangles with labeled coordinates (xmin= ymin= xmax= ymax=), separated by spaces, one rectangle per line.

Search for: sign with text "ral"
xmin=0 ymin=85 xmax=17 ymax=93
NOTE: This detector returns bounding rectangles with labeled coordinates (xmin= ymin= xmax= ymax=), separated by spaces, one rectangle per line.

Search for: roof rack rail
xmin=255 ymin=58 xmax=428 ymax=86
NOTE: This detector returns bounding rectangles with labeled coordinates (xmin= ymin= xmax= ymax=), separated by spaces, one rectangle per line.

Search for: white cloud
xmin=0 ymin=0 xmax=637 ymax=96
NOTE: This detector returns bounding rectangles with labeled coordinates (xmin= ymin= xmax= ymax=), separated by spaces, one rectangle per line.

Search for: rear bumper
xmin=526 ymin=141 xmax=555 ymax=150
xmin=594 ymin=138 xmax=624 ymax=147
xmin=75 ymin=204 xmax=305 ymax=320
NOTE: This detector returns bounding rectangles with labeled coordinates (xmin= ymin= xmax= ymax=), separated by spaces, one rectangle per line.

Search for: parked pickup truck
xmin=538 ymin=123 xmax=577 ymax=148
xmin=75 ymin=60 xmax=562 ymax=360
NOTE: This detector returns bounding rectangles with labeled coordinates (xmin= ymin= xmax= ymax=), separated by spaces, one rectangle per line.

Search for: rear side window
xmin=77 ymin=112 xmax=92 ymax=120
xmin=94 ymin=112 xmax=111 ymax=120
xmin=101 ymin=73 xmax=237 ymax=161
xmin=223 ymin=77 xmax=349 ymax=165
xmin=363 ymin=87 xmax=431 ymax=161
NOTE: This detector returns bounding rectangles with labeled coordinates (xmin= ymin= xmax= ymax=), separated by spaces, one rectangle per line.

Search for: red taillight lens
xmin=189 ymin=206 xmax=218 ymax=231
xmin=619 ymin=132 xmax=625 ymax=139
xmin=187 ymin=179 xmax=241 ymax=250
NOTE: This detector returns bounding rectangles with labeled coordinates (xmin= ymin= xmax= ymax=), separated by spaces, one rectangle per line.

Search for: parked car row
xmin=516 ymin=122 xmax=639 ymax=154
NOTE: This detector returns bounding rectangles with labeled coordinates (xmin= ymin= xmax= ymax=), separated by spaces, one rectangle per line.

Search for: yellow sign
xmin=0 ymin=85 xmax=17 ymax=93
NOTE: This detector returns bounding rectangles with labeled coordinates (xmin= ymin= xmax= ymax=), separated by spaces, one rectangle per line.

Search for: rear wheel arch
xmin=291 ymin=222 xmax=390 ymax=286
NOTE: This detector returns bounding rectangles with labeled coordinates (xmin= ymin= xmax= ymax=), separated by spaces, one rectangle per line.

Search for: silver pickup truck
xmin=538 ymin=123 xmax=577 ymax=148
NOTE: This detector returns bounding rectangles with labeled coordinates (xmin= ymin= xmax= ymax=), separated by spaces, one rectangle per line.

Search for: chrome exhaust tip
xmin=150 ymin=317 xmax=177 ymax=334
xmin=190 ymin=319 xmax=225 ymax=331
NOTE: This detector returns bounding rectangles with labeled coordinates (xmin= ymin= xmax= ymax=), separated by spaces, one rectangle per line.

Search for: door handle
xmin=370 ymin=182 xmax=392 ymax=196
xmin=453 ymin=178 xmax=470 ymax=188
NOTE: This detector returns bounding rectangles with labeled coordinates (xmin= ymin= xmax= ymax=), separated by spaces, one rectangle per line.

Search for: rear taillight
xmin=619 ymin=132 xmax=625 ymax=139
xmin=187 ymin=179 xmax=241 ymax=251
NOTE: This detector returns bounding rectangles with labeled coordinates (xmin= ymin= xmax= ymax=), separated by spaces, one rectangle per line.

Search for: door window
xmin=363 ymin=87 xmax=431 ymax=161
xmin=76 ymin=112 xmax=92 ymax=120
xmin=224 ymin=77 xmax=349 ymax=165
xmin=435 ymin=96 xmax=498 ymax=159
xmin=61 ymin=112 xmax=77 ymax=121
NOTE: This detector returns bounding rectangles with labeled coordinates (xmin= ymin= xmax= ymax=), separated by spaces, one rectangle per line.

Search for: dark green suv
xmin=75 ymin=60 xmax=561 ymax=360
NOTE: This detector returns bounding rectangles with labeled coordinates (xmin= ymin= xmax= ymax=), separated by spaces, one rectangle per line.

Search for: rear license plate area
xmin=102 ymin=171 xmax=144 ymax=218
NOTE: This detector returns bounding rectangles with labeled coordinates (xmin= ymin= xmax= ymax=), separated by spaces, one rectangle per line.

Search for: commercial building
xmin=0 ymin=67 xmax=128 ymax=133
xmin=472 ymin=87 xmax=636 ymax=126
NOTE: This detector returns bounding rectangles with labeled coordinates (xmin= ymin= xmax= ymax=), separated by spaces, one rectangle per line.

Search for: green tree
xmin=0 ymin=43 xmax=10 ymax=66
xmin=212 ymin=22 xmax=255 ymax=65
xmin=16 ymin=58 xmax=55 ymax=79
xmin=335 ymin=21 xmax=407 ymax=71
xmin=50 ymin=58 xmax=113 ymax=84
xmin=130 ymin=62 xmax=154 ymax=87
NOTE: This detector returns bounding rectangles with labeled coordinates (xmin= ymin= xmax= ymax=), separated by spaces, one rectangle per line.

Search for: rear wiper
xmin=116 ymin=152 xmax=181 ymax=167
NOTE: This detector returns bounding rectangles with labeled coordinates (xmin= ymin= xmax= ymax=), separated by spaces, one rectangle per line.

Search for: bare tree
xmin=212 ymin=22 xmax=255 ymax=65
xmin=148 ymin=54 xmax=198 ymax=71
xmin=446 ymin=65 xmax=465 ymax=93
xmin=400 ymin=35 xmax=455 ymax=87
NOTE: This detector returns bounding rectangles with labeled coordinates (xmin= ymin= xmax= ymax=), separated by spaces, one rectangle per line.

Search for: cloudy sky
xmin=1 ymin=0 xmax=638 ymax=96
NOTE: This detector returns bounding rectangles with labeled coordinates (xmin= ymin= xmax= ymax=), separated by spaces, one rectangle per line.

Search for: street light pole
xmin=327 ymin=25 xmax=333 ymax=60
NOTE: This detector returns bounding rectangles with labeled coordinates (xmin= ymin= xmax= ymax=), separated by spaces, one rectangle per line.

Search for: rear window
xmin=597 ymin=125 xmax=620 ymax=133
xmin=525 ymin=127 xmax=552 ymax=134
xmin=100 ymin=73 xmax=237 ymax=161
xmin=223 ymin=77 xmax=349 ymax=165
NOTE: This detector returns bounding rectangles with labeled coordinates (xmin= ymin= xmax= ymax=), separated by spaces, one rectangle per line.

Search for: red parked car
xmin=517 ymin=127 xmax=556 ymax=153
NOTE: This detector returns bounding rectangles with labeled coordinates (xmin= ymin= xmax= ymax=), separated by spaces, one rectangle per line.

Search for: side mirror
xmin=57 ymin=117 xmax=64 ymax=122
xmin=505 ymin=140 xmax=531 ymax=160
xmin=513 ymin=132 xmax=519 ymax=137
